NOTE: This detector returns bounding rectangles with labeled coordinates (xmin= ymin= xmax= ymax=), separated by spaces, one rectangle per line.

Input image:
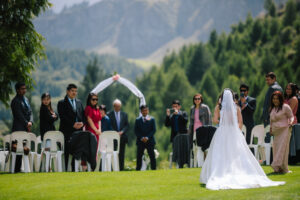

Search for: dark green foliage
xmin=0 ymin=0 xmax=51 ymax=106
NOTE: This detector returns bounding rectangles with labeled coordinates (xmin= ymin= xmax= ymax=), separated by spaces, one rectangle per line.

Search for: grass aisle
xmin=0 ymin=166 xmax=299 ymax=200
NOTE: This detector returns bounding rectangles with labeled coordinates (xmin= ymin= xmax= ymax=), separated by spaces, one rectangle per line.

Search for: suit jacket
xmin=189 ymin=104 xmax=212 ymax=134
xmin=57 ymin=96 xmax=86 ymax=140
xmin=40 ymin=104 xmax=58 ymax=140
xmin=262 ymin=82 xmax=283 ymax=124
xmin=107 ymin=111 xmax=129 ymax=143
xmin=239 ymin=96 xmax=256 ymax=130
xmin=134 ymin=116 xmax=156 ymax=145
xmin=101 ymin=115 xmax=112 ymax=132
xmin=165 ymin=111 xmax=188 ymax=142
xmin=11 ymin=95 xmax=33 ymax=132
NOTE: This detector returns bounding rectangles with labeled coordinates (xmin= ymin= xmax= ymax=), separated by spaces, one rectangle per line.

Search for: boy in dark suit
xmin=135 ymin=105 xmax=156 ymax=170
xmin=57 ymin=83 xmax=86 ymax=170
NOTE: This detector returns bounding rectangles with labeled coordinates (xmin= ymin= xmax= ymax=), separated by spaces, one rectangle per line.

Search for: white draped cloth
xmin=200 ymin=89 xmax=285 ymax=190
xmin=91 ymin=75 xmax=146 ymax=106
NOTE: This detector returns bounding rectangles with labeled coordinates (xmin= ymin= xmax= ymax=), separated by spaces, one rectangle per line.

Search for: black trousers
xmin=119 ymin=137 xmax=126 ymax=171
xmin=136 ymin=141 xmax=156 ymax=170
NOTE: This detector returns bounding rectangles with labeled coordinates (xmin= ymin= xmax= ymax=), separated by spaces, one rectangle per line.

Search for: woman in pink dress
xmin=270 ymin=91 xmax=294 ymax=174
xmin=85 ymin=93 xmax=102 ymax=144
xmin=284 ymin=83 xmax=298 ymax=124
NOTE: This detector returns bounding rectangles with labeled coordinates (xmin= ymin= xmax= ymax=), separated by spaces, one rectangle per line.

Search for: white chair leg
xmin=30 ymin=153 xmax=36 ymax=172
xmin=112 ymin=151 xmax=119 ymax=171
xmin=56 ymin=151 xmax=63 ymax=172
xmin=67 ymin=155 xmax=73 ymax=172
xmin=106 ymin=153 xmax=112 ymax=172
xmin=75 ymin=159 xmax=80 ymax=172
xmin=265 ymin=144 xmax=271 ymax=165
xmin=254 ymin=146 xmax=259 ymax=161
xmin=95 ymin=152 xmax=101 ymax=172
xmin=141 ymin=155 xmax=147 ymax=171
xmin=35 ymin=154 xmax=41 ymax=172
xmin=101 ymin=152 xmax=107 ymax=172
xmin=45 ymin=152 xmax=50 ymax=172
xmin=87 ymin=163 xmax=91 ymax=172
xmin=11 ymin=152 xmax=16 ymax=173
xmin=169 ymin=152 xmax=173 ymax=169
xmin=23 ymin=155 xmax=31 ymax=173
xmin=197 ymin=147 xmax=204 ymax=167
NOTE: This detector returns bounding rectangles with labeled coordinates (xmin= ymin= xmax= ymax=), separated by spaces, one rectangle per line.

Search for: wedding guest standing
xmin=40 ymin=93 xmax=58 ymax=141
xmin=270 ymin=91 xmax=294 ymax=174
xmin=99 ymin=104 xmax=112 ymax=132
xmin=58 ymin=84 xmax=86 ymax=170
xmin=11 ymin=82 xmax=33 ymax=132
xmin=135 ymin=105 xmax=156 ymax=170
xmin=85 ymin=93 xmax=102 ymax=144
xmin=239 ymin=84 xmax=256 ymax=144
xmin=189 ymin=94 xmax=212 ymax=166
xmin=108 ymin=99 xmax=129 ymax=171
xmin=284 ymin=83 xmax=298 ymax=125
xmin=262 ymin=72 xmax=282 ymax=142
xmin=11 ymin=82 xmax=33 ymax=172
xmin=165 ymin=100 xmax=188 ymax=143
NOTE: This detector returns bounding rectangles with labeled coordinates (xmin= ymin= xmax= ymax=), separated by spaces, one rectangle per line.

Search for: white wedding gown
xmin=200 ymin=89 xmax=285 ymax=190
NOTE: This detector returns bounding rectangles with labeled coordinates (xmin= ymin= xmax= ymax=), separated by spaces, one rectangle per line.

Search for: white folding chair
xmin=248 ymin=124 xmax=265 ymax=161
xmin=41 ymin=131 xmax=64 ymax=172
xmin=9 ymin=132 xmax=31 ymax=173
xmin=99 ymin=131 xmax=120 ymax=172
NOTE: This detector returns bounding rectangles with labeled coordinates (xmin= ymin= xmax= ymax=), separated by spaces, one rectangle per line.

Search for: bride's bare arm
xmin=237 ymin=106 xmax=243 ymax=130
xmin=213 ymin=105 xmax=220 ymax=124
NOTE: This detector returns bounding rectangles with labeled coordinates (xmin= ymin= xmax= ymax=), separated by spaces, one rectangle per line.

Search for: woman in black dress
xmin=39 ymin=93 xmax=58 ymax=141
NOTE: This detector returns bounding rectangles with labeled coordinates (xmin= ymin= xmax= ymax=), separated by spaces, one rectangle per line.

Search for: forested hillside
xmin=117 ymin=0 xmax=300 ymax=165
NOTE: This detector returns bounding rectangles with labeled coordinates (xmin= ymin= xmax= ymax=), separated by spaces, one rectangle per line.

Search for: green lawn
xmin=0 ymin=166 xmax=299 ymax=200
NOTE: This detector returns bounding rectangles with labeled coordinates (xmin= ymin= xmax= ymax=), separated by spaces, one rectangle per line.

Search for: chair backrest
xmin=242 ymin=125 xmax=247 ymax=138
xmin=11 ymin=131 xmax=31 ymax=153
xmin=250 ymin=124 xmax=265 ymax=145
xmin=99 ymin=131 xmax=120 ymax=153
xmin=36 ymin=136 xmax=42 ymax=154
xmin=3 ymin=135 xmax=11 ymax=151
xmin=43 ymin=131 xmax=64 ymax=152
xmin=28 ymin=132 xmax=37 ymax=152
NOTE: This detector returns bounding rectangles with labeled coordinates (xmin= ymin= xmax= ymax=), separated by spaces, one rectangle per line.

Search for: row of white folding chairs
xmin=0 ymin=132 xmax=39 ymax=173
xmin=0 ymin=131 xmax=65 ymax=173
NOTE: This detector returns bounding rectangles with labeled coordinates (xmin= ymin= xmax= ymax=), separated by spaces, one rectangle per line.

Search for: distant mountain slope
xmin=34 ymin=0 xmax=281 ymax=60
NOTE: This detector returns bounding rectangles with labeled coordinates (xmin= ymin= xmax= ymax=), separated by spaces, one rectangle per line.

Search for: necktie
xmin=143 ymin=117 xmax=146 ymax=123
xmin=71 ymin=99 xmax=76 ymax=112
xmin=116 ymin=112 xmax=120 ymax=131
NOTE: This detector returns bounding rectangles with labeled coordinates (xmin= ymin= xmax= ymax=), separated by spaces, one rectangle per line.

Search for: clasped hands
xmin=73 ymin=122 xmax=84 ymax=129
xmin=141 ymin=137 xmax=148 ymax=143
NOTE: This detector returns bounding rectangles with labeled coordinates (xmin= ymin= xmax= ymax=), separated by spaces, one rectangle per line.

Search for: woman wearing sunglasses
xmin=189 ymin=93 xmax=212 ymax=166
xmin=85 ymin=93 xmax=102 ymax=144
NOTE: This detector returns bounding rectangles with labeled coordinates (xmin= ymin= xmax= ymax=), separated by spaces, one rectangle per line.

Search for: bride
xmin=200 ymin=89 xmax=285 ymax=190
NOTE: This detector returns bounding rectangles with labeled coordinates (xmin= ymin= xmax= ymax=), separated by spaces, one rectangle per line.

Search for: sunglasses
xmin=240 ymin=90 xmax=247 ymax=92
xmin=194 ymin=98 xmax=201 ymax=100
xmin=91 ymin=98 xmax=98 ymax=101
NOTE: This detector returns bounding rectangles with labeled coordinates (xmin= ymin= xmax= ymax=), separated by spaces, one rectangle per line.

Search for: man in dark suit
xmin=165 ymin=100 xmax=188 ymax=142
xmin=262 ymin=72 xmax=282 ymax=142
xmin=107 ymin=99 xmax=129 ymax=171
xmin=135 ymin=105 xmax=156 ymax=170
xmin=239 ymin=83 xmax=256 ymax=144
xmin=57 ymin=84 xmax=86 ymax=170
xmin=10 ymin=82 xmax=33 ymax=172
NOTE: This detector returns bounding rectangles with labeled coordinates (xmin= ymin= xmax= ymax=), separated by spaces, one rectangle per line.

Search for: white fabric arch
xmin=91 ymin=74 xmax=146 ymax=106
